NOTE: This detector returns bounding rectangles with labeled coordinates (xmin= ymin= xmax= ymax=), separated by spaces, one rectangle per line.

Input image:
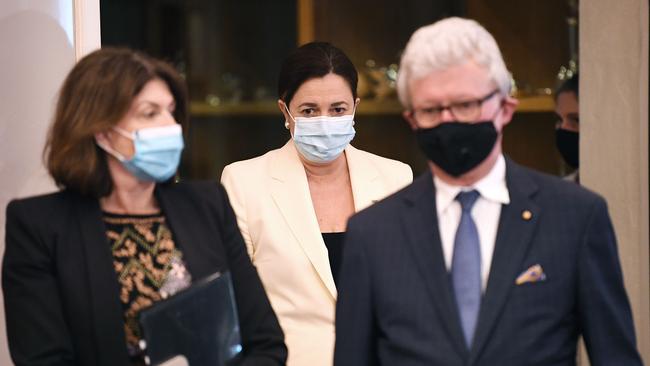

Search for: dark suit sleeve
xmin=334 ymin=216 xmax=376 ymax=366
xmin=2 ymin=200 xmax=77 ymax=366
xmin=213 ymin=184 xmax=287 ymax=366
xmin=577 ymin=198 xmax=642 ymax=365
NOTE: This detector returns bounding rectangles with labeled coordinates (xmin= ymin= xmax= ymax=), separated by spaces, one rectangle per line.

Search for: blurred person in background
xmin=555 ymin=74 xmax=580 ymax=182
xmin=3 ymin=47 xmax=286 ymax=366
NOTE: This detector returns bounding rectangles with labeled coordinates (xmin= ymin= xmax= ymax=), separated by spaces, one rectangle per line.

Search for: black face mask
xmin=555 ymin=129 xmax=579 ymax=169
xmin=415 ymin=121 xmax=498 ymax=177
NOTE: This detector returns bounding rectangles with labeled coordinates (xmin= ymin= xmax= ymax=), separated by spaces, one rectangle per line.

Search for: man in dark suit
xmin=334 ymin=17 xmax=642 ymax=365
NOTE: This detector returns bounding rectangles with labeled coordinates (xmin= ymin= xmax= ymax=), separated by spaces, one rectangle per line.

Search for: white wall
xmin=0 ymin=1 xmax=99 ymax=363
xmin=581 ymin=0 xmax=649 ymax=364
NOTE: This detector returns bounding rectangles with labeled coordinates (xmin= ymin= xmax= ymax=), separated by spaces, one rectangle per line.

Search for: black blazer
xmin=3 ymin=181 xmax=287 ymax=366
xmin=334 ymin=159 xmax=641 ymax=366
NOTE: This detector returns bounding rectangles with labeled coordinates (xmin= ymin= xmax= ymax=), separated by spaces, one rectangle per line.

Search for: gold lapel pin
xmin=522 ymin=210 xmax=533 ymax=221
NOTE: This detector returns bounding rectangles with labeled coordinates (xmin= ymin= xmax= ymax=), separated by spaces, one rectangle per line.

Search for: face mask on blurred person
xmin=97 ymin=124 xmax=184 ymax=182
xmin=415 ymin=121 xmax=498 ymax=177
xmin=555 ymin=129 xmax=579 ymax=169
xmin=285 ymin=106 xmax=356 ymax=163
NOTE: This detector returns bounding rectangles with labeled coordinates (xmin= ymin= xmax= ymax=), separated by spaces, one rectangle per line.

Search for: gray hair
xmin=397 ymin=17 xmax=511 ymax=108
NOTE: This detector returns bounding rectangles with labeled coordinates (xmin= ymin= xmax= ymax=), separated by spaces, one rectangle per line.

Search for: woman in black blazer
xmin=2 ymin=48 xmax=286 ymax=366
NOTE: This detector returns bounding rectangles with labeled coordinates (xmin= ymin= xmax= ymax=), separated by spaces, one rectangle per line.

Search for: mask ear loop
xmin=489 ymin=95 xmax=507 ymax=134
xmin=283 ymin=102 xmax=296 ymax=130
xmin=96 ymin=139 xmax=127 ymax=162
xmin=95 ymin=127 xmax=135 ymax=162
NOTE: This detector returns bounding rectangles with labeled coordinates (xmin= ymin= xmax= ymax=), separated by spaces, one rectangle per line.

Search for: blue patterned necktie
xmin=451 ymin=190 xmax=481 ymax=348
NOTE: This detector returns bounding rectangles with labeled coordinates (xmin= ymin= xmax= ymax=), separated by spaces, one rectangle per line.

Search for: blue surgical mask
xmin=97 ymin=124 xmax=184 ymax=182
xmin=286 ymin=106 xmax=356 ymax=163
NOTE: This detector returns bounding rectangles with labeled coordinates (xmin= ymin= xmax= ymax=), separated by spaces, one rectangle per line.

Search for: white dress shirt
xmin=434 ymin=154 xmax=510 ymax=291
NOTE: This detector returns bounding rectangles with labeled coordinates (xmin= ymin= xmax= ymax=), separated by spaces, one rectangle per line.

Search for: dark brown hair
xmin=45 ymin=47 xmax=188 ymax=198
xmin=555 ymin=73 xmax=579 ymax=101
xmin=278 ymin=42 xmax=358 ymax=107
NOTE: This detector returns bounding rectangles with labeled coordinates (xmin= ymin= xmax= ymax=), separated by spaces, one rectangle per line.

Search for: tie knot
xmin=456 ymin=190 xmax=480 ymax=212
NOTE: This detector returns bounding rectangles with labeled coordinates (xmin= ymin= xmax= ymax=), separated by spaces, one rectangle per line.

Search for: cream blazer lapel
xmin=269 ymin=142 xmax=337 ymax=299
xmin=345 ymin=145 xmax=384 ymax=212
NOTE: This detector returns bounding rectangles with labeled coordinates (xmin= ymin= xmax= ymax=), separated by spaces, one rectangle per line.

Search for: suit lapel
xmin=155 ymin=184 xmax=224 ymax=281
xmin=469 ymin=159 xmax=540 ymax=363
xmin=75 ymin=194 xmax=130 ymax=365
xmin=400 ymin=172 xmax=469 ymax=357
xmin=345 ymin=145 xmax=382 ymax=212
xmin=269 ymin=141 xmax=337 ymax=299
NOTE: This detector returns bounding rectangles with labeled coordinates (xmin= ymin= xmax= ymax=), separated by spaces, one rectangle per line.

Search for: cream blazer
xmin=221 ymin=141 xmax=412 ymax=366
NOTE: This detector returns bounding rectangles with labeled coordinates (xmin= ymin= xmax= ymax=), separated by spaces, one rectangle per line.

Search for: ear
xmin=402 ymin=109 xmax=418 ymax=131
xmin=278 ymin=99 xmax=292 ymax=130
xmin=94 ymin=131 xmax=110 ymax=147
xmin=278 ymin=99 xmax=290 ymax=120
xmin=354 ymin=97 xmax=361 ymax=110
xmin=498 ymin=95 xmax=519 ymax=128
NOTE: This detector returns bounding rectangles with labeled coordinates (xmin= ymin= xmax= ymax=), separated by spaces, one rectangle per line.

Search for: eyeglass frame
xmin=410 ymin=89 xmax=503 ymax=126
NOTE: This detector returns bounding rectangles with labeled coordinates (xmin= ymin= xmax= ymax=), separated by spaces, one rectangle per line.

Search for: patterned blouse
xmin=102 ymin=212 xmax=192 ymax=363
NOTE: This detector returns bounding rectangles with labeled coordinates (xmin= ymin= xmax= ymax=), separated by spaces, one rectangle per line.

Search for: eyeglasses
xmin=412 ymin=89 xmax=501 ymax=125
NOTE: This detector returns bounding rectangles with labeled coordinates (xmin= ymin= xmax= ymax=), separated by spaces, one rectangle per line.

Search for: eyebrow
xmin=297 ymin=102 xmax=318 ymax=108
xmin=136 ymin=100 xmax=175 ymax=109
xmin=297 ymin=101 xmax=350 ymax=108
xmin=554 ymin=112 xmax=580 ymax=120
xmin=421 ymin=91 xmax=497 ymax=107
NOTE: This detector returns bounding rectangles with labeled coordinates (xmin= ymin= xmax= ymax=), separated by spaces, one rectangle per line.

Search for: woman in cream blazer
xmin=221 ymin=42 xmax=412 ymax=366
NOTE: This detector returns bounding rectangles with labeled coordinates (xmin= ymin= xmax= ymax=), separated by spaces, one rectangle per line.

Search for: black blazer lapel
xmin=74 ymin=194 xmax=130 ymax=365
xmin=469 ymin=159 xmax=541 ymax=363
xmin=155 ymin=183 xmax=225 ymax=281
xmin=400 ymin=172 xmax=468 ymax=357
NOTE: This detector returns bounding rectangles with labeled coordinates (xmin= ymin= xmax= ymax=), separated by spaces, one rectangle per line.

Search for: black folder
xmin=138 ymin=271 xmax=242 ymax=366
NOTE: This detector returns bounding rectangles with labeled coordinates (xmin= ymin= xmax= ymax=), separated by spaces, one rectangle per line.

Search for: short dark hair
xmin=45 ymin=47 xmax=188 ymax=198
xmin=555 ymin=73 xmax=579 ymax=101
xmin=277 ymin=42 xmax=358 ymax=107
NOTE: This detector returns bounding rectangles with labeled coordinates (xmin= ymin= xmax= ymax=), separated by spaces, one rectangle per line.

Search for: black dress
xmin=322 ymin=232 xmax=345 ymax=287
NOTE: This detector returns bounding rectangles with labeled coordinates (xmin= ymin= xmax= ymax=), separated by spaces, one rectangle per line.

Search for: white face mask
xmin=285 ymin=105 xmax=356 ymax=163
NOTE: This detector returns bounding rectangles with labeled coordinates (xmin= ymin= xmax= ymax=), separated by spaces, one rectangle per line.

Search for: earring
xmin=284 ymin=121 xmax=290 ymax=129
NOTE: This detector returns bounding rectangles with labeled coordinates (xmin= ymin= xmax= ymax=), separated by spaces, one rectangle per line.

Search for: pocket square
xmin=515 ymin=264 xmax=546 ymax=285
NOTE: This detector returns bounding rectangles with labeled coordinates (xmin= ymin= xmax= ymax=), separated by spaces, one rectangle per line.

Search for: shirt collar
xmin=433 ymin=154 xmax=510 ymax=214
